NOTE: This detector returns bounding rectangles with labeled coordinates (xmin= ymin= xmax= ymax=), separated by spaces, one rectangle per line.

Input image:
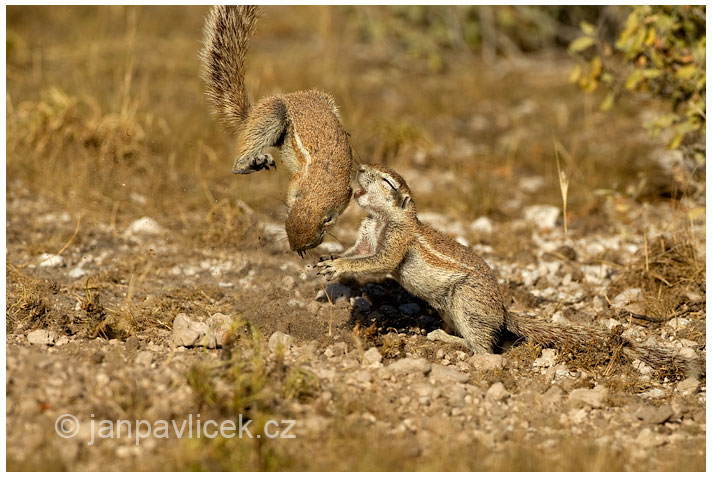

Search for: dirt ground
xmin=6 ymin=6 xmax=706 ymax=471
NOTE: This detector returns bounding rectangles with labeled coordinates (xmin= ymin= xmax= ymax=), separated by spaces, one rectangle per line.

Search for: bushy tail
xmin=199 ymin=5 xmax=260 ymax=134
xmin=505 ymin=311 xmax=701 ymax=378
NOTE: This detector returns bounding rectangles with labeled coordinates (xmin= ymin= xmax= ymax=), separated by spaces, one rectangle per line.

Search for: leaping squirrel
xmin=316 ymin=164 xmax=700 ymax=377
xmin=200 ymin=5 xmax=353 ymax=255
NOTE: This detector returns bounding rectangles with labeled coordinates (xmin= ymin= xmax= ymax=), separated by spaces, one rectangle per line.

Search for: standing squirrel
xmin=316 ymin=164 xmax=699 ymax=376
xmin=200 ymin=5 xmax=353 ymax=255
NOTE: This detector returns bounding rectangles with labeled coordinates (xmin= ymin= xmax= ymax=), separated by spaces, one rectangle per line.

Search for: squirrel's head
xmin=285 ymin=171 xmax=352 ymax=255
xmin=353 ymin=165 xmax=415 ymax=218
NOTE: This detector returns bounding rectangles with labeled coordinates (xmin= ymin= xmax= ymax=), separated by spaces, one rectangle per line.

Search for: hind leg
xmin=232 ymin=96 xmax=287 ymax=174
xmin=457 ymin=321 xmax=496 ymax=354
xmin=426 ymin=309 xmax=493 ymax=353
xmin=445 ymin=296 xmax=503 ymax=354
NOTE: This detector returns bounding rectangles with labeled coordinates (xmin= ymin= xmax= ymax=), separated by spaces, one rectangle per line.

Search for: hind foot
xmin=427 ymin=329 xmax=469 ymax=349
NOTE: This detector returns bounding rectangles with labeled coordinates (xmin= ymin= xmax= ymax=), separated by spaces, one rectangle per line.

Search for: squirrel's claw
xmin=234 ymin=153 xmax=275 ymax=174
xmin=315 ymin=259 xmax=337 ymax=281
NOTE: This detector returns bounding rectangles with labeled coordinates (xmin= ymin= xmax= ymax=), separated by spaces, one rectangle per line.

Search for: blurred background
xmin=6 ymin=5 xmax=705 ymax=250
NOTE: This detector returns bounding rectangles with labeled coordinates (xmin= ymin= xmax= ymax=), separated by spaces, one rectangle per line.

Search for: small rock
xmin=332 ymin=342 xmax=348 ymax=356
xmin=470 ymin=216 xmax=494 ymax=235
xmin=542 ymin=385 xmax=563 ymax=406
xmin=568 ymin=388 xmax=604 ymax=408
xmin=350 ymin=297 xmax=372 ymax=314
xmin=387 ymin=357 xmax=432 ymax=375
xmin=611 ymin=288 xmax=645 ymax=309
xmin=27 ymin=329 xmax=58 ymax=345
xmin=677 ymin=347 xmax=698 ymax=360
xmin=636 ymin=405 xmax=673 ymax=425
xmin=676 ymin=377 xmax=699 ymax=394
xmin=632 ymin=359 xmax=654 ymax=376
xmin=553 ymin=365 xmax=574 ymax=380
xmin=135 ymin=351 xmax=154 ymax=367
xmin=523 ymin=205 xmax=560 ymax=230
xmin=379 ymin=305 xmax=398 ymax=316
xmin=268 ymin=331 xmax=293 ymax=353
xmin=362 ymin=283 xmax=386 ymax=300
xmin=172 ymin=314 xmax=216 ymax=349
xmin=430 ymin=364 xmax=469 ymax=383
xmin=666 ymin=317 xmax=691 ymax=329
xmin=468 ymin=354 xmax=505 ymax=371
xmin=207 ymin=313 xmax=233 ymax=347
xmin=55 ymin=336 xmax=70 ymax=347
xmin=533 ymin=348 xmax=557 ymax=368
xmin=592 ymin=296 xmax=607 ymax=313
xmin=350 ymin=369 xmax=372 ymax=385
xmin=637 ymin=428 xmax=666 ymax=448
xmin=316 ymin=283 xmax=353 ymax=304
xmin=37 ymin=253 xmax=65 ymax=268
xmin=366 ymin=311 xmax=383 ymax=322
xmin=555 ymin=245 xmax=578 ymax=261
xmin=551 ymin=311 xmax=571 ymax=325
xmin=281 ymin=276 xmax=296 ymax=291
xmin=444 ymin=383 xmax=467 ymax=407
xmin=640 ymin=388 xmax=665 ymax=399
xmin=125 ymin=336 xmax=139 ymax=352
xmin=519 ymin=176 xmax=545 ymax=193
xmin=310 ymin=367 xmax=336 ymax=382
xmin=124 ymin=217 xmax=163 ymax=236
xmin=398 ymin=303 xmax=420 ymax=316
xmin=363 ymin=347 xmax=383 ymax=366
xmin=412 ymin=383 xmax=438 ymax=399
xmin=318 ymin=241 xmax=344 ymax=254
xmin=679 ymin=338 xmax=698 ymax=348
xmin=671 ymin=397 xmax=689 ymax=418
xmin=486 ymin=382 xmax=510 ymax=402
xmin=68 ymin=266 xmax=87 ymax=279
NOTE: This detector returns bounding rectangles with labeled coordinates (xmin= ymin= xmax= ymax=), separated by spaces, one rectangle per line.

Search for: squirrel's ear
xmin=400 ymin=194 xmax=411 ymax=209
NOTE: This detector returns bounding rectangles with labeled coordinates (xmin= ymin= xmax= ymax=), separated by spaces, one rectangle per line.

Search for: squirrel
xmin=199 ymin=5 xmax=353 ymax=256
xmin=316 ymin=164 xmax=700 ymax=376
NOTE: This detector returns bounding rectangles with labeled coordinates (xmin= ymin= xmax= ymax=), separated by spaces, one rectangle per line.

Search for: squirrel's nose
xmin=358 ymin=165 xmax=366 ymax=173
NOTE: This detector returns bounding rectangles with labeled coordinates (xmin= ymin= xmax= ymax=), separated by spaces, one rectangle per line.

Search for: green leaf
xmin=569 ymin=36 xmax=596 ymax=53
xmin=642 ymin=69 xmax=663 ymax=79
xmin=580 ymin=21 xmax=596 ymax=36
xmin=667 ymin=132 xmax=684 ymax=149
xmin=675 ymin=64 xmax=697 ymax=79
xmin=625 ymin=69 xmax=644 ymax=90
xmin=600 ymin=92 xmax=615 ymax=111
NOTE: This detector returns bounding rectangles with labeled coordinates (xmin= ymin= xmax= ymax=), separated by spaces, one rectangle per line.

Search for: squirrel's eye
xmin=382 ymin=177 xmax=398 ymax=190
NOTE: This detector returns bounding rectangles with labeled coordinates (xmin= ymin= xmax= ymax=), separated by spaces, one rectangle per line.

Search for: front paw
xmin=315 ymin=258 xmax=343 ymax=281
xmin=232 ymin=153 xmax=276 ymax=174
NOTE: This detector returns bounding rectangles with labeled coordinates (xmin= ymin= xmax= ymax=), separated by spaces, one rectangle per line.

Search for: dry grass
xmin=7 ymin=5 xmax=684 ymax=234
xmin=608 ymin=227 xmax=705 ymax=321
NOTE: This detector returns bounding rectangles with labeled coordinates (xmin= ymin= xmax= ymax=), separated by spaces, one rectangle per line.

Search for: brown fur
xmin=200 ymin=6 xmax=353 ymax=253
xmin=317 ymin=165 xmax=700 ymax=376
